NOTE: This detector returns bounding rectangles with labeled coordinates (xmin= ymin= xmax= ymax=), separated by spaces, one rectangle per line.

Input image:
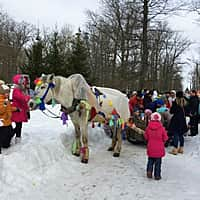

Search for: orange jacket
xmin=0 ymin=94 xmax=17 ymax=126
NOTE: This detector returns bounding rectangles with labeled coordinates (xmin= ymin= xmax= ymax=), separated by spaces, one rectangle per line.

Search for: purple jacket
xmin=11 ymin=87 xmax=30 ymax=122
xmin=144 ymin=121 xmax=168 ymax=158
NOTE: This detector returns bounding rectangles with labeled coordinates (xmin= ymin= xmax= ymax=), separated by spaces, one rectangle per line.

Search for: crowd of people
xmin=0 ymin=74 xmax=30 ymax=154
xmin=127 ymin=89 xmax=199 ymax=180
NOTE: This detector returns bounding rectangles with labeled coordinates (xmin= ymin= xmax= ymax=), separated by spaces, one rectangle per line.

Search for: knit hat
xmin=150 ymin=112 xmax=161 ymax=121
xmin=144 ymin=109 xmax=152 ymax=116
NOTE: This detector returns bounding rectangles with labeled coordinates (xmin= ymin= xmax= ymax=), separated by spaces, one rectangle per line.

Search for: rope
xmin=41 ymin=108 xmax=60 ymax=119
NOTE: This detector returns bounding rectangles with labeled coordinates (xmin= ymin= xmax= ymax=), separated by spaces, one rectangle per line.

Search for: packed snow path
xmin=0 ymin=108 xmax=200 ymax=200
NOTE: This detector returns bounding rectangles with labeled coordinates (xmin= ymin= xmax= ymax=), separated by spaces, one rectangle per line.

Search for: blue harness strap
xmin=37 ymin=82 xmax=55 ymax=111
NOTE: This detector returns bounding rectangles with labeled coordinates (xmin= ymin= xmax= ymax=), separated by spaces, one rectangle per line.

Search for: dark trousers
xmin=173 ymin=131 xmax=184 ymax=148
xmin=189 ymin=115 xmax=199 ymax=136
xmin=13 ymin=122 xmax=22 ymax=138
xmin=147 ymin=157 xmax=162 ymax=178
xmin=0 ymin=125 xmax=14 ymax=152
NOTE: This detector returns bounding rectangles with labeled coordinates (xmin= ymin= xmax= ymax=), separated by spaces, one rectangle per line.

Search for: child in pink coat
xmin=11 ymin=74 xmax=30 ymax=143
xmin=144 ymin=112 xmax=168 ymax=180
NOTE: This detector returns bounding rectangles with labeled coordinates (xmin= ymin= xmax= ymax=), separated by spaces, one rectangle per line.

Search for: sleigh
xmin=126 ymin=116 xmax=146 ymax=144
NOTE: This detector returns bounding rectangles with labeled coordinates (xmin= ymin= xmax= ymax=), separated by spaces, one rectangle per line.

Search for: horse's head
xmin=29 ymin=73 xmax=56 ymax=110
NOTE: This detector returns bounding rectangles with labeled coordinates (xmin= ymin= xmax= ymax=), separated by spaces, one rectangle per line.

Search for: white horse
xmin=30 ymin=74 xmax=130 ymax=162
xmin=93 ymin=86 xmax=130 ymax=121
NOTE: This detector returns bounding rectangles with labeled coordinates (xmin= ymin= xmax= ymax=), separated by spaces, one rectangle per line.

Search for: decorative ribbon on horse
xmin=61 ymin=112 xmax=68 ymax=125
xmin=34 ymin=82 xmax=55 ymax=111
xmin=78 ymin=100 xmax=91 ymax=123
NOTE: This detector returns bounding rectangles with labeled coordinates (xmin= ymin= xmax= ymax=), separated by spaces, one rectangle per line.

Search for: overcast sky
xmin=0 ymin=0 xmax=99 ymax=31
xmin=1 ymin=0 xmax=200 ymax=88
xmin=0 ymin=0 xmax=199 ymax=48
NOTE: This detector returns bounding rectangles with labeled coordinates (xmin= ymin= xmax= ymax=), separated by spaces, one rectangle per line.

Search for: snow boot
xmin=169 ymin=148 xmax=178 ymax=155
xmin=178 ymin=147 xmax=184 ymax=154
xmin=147 ymin=171 xmax=152 ymax=178
xmin=155 ymin=176 xmax=161 ymax=180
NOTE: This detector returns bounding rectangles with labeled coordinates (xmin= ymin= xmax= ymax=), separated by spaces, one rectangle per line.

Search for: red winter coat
xmin=128 ymin=95 xmax=143 ymax=115
xmin=144 ymin=121 xmax=168 ymax=158
xmin=11 ymin=87 xmax=30 ymax=122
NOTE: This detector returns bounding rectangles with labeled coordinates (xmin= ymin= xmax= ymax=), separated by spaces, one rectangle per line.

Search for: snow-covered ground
xmin=0 ymin=105 xmax=200 ymax=200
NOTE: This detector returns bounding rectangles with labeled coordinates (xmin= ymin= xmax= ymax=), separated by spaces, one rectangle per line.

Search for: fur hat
xmin=0 ymin=80 xmax=5 ymax=85
xmin=0 ymin=84 xmax=10 ymax=94
xmin=170 ymin=90 xmax=176 ymax=95
xmin=150 ymin=112 xmax=161 ymax=121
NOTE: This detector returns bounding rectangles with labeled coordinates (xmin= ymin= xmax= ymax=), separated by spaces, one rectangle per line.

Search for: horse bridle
xmin=32 ymin=82 xmax=61 ymax=118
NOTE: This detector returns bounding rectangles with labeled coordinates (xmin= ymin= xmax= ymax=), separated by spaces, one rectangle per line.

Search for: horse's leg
xmin=80 ymin=125 xmax=89 ymax=163
xmin=107 ymin=126 xmax=116 ymax=151
xmin=113 ymin=127 xmax=122 ymax=157
xmin=72 ymin=124 xmax=81 ymax=156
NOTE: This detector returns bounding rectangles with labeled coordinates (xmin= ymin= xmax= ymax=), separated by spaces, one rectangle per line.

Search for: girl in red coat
xmin=144 ymin=112 xmax=168 ymax=180
xmin=11 ymin=74 xmax=30 ymax=143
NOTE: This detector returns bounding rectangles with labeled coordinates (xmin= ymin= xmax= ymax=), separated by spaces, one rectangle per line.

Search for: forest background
xmin=0 ymin=0 xmax=200 ymax=93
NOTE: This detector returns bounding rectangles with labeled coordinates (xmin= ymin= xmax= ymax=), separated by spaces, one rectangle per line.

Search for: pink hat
xmin=144 ymin=109 xmax=152 ymax=116
xmin=13 ymin=74 xmax=23 ymax=85
xmin=150 ymin=112 xmax=161 ymax=121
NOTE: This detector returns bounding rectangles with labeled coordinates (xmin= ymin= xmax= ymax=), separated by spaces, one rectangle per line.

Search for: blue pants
xmin=173 ymin=131 xmax=184 ymax=148
xmin=147 ymin=157 xmax=162 ymax=178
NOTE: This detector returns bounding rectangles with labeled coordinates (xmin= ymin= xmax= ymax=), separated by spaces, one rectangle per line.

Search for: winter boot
xmin=169 ymin=148 xmax=178 ymax=155
xmin=155 ymin=176 xmax=161 ymax=180
xmin=147 ymin=171 xmax=152 ymax=178
xmin=178 ymin=147 xmax=184 ymax=154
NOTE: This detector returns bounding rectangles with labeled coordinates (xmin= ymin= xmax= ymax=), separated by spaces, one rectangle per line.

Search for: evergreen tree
xmin=68 ymin=29 xmax=91 ymax=80
xmin=20 ymin=32 xmax=45 ymax=88
xmin=45 ymin=31 xmax=65 ymax=75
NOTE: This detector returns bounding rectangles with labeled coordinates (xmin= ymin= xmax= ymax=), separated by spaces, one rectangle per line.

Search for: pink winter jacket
xmin=11 ymin=87 xmax=30 ymax=122
xmin=144 ymin=121 xmax=168 ymax=158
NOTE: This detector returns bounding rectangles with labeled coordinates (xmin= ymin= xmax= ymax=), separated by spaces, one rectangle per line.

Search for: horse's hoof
xmin=113 ymin=152 xmax=120 ymax=157
xmin=107 ymin=147 xmax=113 ymax=151
xmin=81 ymin=159 xmax=88 ymax=164
xmin=73 ymin=153 xmax=80 ymax=157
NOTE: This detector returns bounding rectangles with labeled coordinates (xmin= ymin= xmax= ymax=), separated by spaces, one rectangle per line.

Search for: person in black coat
xmin=187 ymin=90 xmax=199 ymax=136
xmin=168 ymin=91 xmax=188 ymax=155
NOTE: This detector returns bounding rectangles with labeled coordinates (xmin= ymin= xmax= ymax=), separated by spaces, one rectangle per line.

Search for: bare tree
xmin=0 ymin=9 xmax=35 ymax=81
xmin=137 ymin=0 xmax=188 ymax=89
